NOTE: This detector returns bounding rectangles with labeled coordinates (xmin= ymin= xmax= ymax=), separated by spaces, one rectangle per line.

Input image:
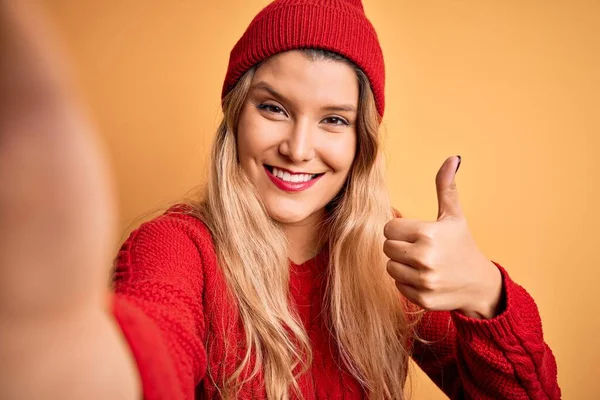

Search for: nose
xmin=278 ymin=118 xmax=316 ymax=163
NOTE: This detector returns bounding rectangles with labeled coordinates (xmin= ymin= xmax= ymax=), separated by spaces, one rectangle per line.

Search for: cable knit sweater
xmin=111 ymin=205 xmax=560 ymax=399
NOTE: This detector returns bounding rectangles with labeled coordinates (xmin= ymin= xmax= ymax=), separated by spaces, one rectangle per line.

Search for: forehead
xmin=251 ymin=50 xmax=359 ymax=107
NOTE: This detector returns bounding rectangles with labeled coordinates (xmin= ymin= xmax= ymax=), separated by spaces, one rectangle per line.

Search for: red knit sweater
xmin=111 ymin=206 xmax=560 ymax=399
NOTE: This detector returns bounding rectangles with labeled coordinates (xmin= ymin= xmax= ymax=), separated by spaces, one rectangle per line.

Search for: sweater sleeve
xmin=110 ymin=213 xmax=208 ymax=400
xmin=410 ymin=262 xmax=561 ymax=399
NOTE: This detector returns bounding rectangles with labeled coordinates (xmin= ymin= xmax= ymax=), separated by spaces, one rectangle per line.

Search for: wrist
xmin=459 ymin=260 xmax=504 ymax=319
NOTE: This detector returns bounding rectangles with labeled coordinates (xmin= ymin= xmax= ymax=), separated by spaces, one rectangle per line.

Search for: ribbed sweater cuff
xmin=450 ymin=262 xmax=530 ymax=342
xmin=111 ymin=295 xmax=182 ymax=400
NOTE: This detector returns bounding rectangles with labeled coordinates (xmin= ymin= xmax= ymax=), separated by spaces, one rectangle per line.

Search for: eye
xmin=257 ymin=103 xmax=287 ymax=116
xmin=322 ymin=116 xmax=350 ymax=126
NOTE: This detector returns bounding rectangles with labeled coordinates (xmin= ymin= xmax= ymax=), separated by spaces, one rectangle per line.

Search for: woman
xmin=0 ymin=0 xmax=560 ymax=399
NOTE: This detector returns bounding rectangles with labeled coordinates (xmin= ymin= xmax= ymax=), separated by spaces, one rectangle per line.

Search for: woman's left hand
xmin=384 ymin=156 xmax=503 ymax=319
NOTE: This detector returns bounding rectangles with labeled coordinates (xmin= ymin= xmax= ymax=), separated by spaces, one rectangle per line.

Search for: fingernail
xmin=455 ymin=155 xmax=462 ymax=173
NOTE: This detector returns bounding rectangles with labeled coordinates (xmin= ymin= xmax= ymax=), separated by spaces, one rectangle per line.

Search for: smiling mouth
xmin=264 ymin=164 xmax=325 ymax=182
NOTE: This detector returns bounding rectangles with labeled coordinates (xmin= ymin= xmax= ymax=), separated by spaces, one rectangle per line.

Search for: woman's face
xmin=237 ymin=50 xmax=359 ymax=226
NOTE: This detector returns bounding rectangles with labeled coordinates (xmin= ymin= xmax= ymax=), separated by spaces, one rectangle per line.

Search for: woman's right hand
xmin=0 ymin=2 xmax=139 ymax=398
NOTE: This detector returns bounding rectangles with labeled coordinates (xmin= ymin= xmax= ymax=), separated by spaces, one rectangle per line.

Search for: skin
xmin=236 ymin=53 xmax=502 ymax=319
xmin=0 ymin=2 xmax=140 ymax=398
xmin=383 ymin=156 xmax=503 ymax=319
xmin=0 ymin=4 xmax=502 ymax=398
xmin=237 ymin=50 xmax=359 ymax=264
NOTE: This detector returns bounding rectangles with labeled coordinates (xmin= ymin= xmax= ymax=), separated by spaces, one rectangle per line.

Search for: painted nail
xmin=455 ymin=155 xmax=462 ymax=173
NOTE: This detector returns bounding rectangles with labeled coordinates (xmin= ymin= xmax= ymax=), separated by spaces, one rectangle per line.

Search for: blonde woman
xmin=0 ymin=1 xmax=560 ymax=399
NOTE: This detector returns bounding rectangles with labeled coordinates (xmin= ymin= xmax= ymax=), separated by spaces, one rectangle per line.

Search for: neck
xmin=283 ymin=210 xmax=326 ymax=265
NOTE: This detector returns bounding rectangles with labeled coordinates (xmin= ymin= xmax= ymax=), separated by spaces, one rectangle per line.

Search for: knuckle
xmin=418 ymin=294 xmax=435 ymax=310
xmin=421 ymin=272 xmax=440 ymax=290
xmin=417 ymin=224 xmax=435 ymax=241
xmin=425 ymin=248 xmax=440 ymax=269
xmin=414 ymin=248 xmax=434 ymax=269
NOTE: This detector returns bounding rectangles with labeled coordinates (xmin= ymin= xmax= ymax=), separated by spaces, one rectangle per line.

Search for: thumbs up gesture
xmin=384 ymin=156 xmax=503 ymax=319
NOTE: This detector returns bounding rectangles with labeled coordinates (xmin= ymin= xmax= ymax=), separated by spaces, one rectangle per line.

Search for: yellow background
xmin=42 ymin=1 xmax=599 ymax=398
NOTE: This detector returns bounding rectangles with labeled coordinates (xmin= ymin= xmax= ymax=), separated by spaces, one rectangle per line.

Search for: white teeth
xmin=272 ymin=167 xmax=316 ymax=183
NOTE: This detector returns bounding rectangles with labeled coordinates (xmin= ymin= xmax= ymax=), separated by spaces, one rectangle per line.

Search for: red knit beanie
xmin=221 ymin=0 xmax=386 ymax=117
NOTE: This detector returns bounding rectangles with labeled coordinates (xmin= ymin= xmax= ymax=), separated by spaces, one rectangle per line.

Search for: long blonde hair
xmin=183 ymin=49 xmax=415 ymax=399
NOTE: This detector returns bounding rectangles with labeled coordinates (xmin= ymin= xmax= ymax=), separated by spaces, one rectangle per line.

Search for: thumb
xmin=436 ymin=155 xmax=463 ymax=220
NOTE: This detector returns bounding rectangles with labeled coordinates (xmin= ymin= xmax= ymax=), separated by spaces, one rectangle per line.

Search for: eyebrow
xmin=250 ymin=81 xmax=357 ymax=113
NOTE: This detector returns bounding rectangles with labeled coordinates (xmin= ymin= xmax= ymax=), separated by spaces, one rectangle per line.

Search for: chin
xmin=267 ymin=207 xmax=306 ymax=224
xmin=264 ymin=201 xmax=311 ymax=225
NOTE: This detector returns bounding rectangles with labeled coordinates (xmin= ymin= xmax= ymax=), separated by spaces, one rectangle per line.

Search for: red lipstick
xmin=264 ymin=165 xmax=323 ymax=193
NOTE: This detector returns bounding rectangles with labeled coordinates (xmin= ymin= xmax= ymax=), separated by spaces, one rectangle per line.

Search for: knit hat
xmin=221 ymin=0 xmax=386 ymax=117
